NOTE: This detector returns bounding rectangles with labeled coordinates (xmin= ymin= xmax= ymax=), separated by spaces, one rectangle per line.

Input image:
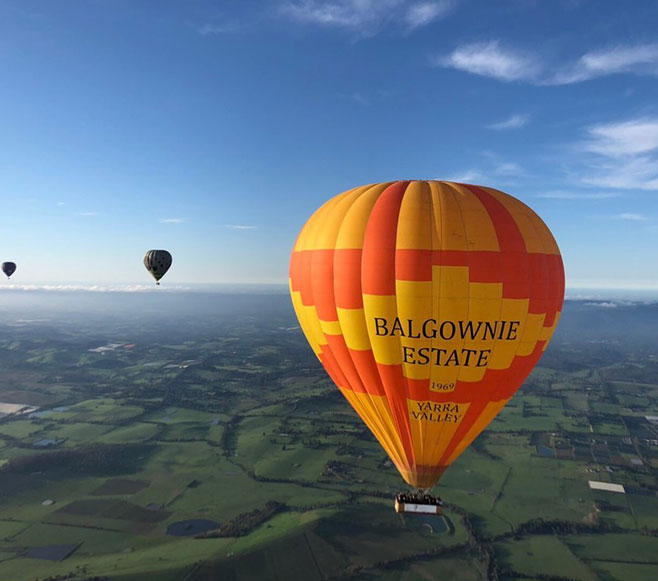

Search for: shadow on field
xmin=189 ymin=503 xmax=454 ymax=581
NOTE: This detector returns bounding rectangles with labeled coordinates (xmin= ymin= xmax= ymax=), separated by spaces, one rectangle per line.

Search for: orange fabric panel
xmin=310 ymin=249 xmax=337 ymax=321
xmin=334 ymin=249 xmax=364 ymax=309
xmin=396 ymin=249 xmax=433 ymax=281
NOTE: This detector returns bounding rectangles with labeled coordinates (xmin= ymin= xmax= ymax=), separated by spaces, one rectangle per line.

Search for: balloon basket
xmin=394 ymin=490 xmax=443 ymax=515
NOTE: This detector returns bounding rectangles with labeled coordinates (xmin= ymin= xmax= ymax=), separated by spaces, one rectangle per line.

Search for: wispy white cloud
xmin=160 ymin=218 xmax=183 ymax=224
xmin=480 ymin=150 xmax=526 ymax=179
xmin=403 ymin=1 xmax=453 ymax=31
xmin=445 ymin=156 xmax=523 ymax=184
xmin=584 ymin=118 xmax=658 ymax=157
xmin=436 ymin=41 xmax=540 ymax=82
xmin=225 ymin=224 xmax=257 ymax=230
xmin=581 ymin=156 xmax=658 ymax=190
xmin=487 ymin=113 xmax=529 ymax=130
xmin=537 ymin=191 xmax=621 ymax=200
xmin=56 ymin=201 xmax=66 ymax=206
xmin=281 ymin=0 xmax=453 ymax=35
xmin=79 ymin=211 xmax=98 ymax=216
xmin=614 ymin=212 xmax=649 ymax=221
xmin=282 ymin=0 xmax=400 ymax=28
xmin=445 ymin=169 xmax=483 ymax=183
xmin=578 ymin=117 xmax=658 ymax=190
xmin=549 ymin=43 xmax=658 ymax=85
xmin=437 ymin=41 xmax=658 ymax=85
xmin=493 ymin=161 xmax=522 ymax=176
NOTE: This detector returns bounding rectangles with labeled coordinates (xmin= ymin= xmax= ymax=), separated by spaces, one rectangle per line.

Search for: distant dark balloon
xmin=143 ymin=250 xmax=172 ymax=285
xmin=2 ymin=262 xmax=16 ymax=279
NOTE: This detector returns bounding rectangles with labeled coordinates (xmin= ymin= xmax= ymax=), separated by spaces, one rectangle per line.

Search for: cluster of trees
xmin=322 ymin=460 xmax=354 ymax=481
xmin=510 ymin=518 xmax=622 ymax=537
xmin=198 ymin=501 xmax=285 ymax=538
xmin=1 ymin=443 xmax=153 ymax=476
xmin=301 ymin=438 xmax=325 ymax=449
xmin=38 ymin=578 xmax=108 ymax=581
xmin=34 ymin=569 xmax=107 ymax=581
xmin=499 ymin=572 xmax=583 ymax=581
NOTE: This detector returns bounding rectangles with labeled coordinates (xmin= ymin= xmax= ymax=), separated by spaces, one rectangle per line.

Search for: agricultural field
xmin=0 ymin=292 xmax=657 ymax=580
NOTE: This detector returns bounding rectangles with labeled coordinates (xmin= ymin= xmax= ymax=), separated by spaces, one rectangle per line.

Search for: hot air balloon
xmin=289 ymin=181 xmax=564 ymax=513
xmin=143 ymin=250 xmax=172 ymax=285
xmin=2 ymin=262 xmax=16 ymax=279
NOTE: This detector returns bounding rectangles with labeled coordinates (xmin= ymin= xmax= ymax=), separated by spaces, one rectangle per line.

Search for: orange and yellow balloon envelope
xmin=289 ymin=181 xmax=564 ymax=489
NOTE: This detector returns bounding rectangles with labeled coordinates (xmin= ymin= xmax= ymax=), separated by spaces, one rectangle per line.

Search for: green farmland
xmin=1 ymin=295 xmax=658 ymax=580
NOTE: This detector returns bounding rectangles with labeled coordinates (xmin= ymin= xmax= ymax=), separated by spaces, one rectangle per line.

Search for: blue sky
xmin=0 ymin=0 xmax=657 ymax=289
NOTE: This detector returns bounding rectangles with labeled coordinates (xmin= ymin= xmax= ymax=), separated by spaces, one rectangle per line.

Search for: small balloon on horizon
xmin=143 ymin=250 xmax=172 ymax=285
xmin=2 ymin=261 xmax=17 ymax=279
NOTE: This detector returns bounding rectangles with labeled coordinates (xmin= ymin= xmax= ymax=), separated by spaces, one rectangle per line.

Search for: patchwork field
xmin=0 ymin=297 xmax=657 ymax=580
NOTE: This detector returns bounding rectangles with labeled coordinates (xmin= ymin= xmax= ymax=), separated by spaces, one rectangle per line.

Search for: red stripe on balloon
xmin=310 ymin=249 xmax=338 ymax=321
xmin=396 ymin=249 xmax=432 ymax=281
xmin=348 ymin=348 xmax=387 ymax=397
xmin=325 ymin=334 xmax=367 ymax=394
xmin=362 ymin=182 xmax=409 ymax=295
xmin=334 ymin=248 xmax=365 ymax=309
xmin=464 ymin=185 xmax=531 ymax=300
xmin=377 ymin=362 xmax=416 ymax=467
xmin=289 ymin=251 xmax=315 ymax=306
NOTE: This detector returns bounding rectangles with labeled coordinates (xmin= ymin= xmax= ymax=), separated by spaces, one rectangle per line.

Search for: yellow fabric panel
xmin=443 ymin=399 xmax=509 ymax=465
xmin=469 ymin=281 xmax=503 ymax=299
xmin=436 ymin=265 xmax=470 ymax=298
xmin=539 ymin=311 xmax=561 ymax=346
xmin=441 ymin=182 xmax=501 ymax=251
xmin=336 ymin=307 xmax=371 ymax=351
xmin=431 ymin=265 xmax=469 ymax=387
xmin=455 ymin=362 xmax=487 ymax=383
xmin=408 ymin=400 xmax=471 ymax=467
xmin=396 ymin=280 xmax=433 ymax=380
xmin=306 ymin=186 xmax=371 ymax=251
xmin=513 ymin=211 xmax=546 ymax=253
xmin=525 ymin=206 xmax=561 ymax=255
xmin=320 ymin=319 xmax=342 ymax=336
xmin=335 ymin=183 xmax=392 ymax=249
xmin=429 ymin=182 xmax=466 ymax=252
xmin=294 ymin=188 xmax=357 ymax=251
xmin=341 ymin=389 xmax=408 ymax=472
xmin=461 ymin=282 xmax=505 ymax=381
xmin=396 ymin=181 xmax=432 ymax=250
xmin=488 ymin=297 xmax=530 ymax=370
xmin=457 ymin=296 xmax=502 ymax=383
xmin=363 ymin=294 xmax=402 ymax=366
xmin=437 ymin=269 xmax=469 ymax=349
xmin=517 ymin=312 xmax=545 ymax=357
xmin=428 ymin=181 xmax=443 ymax=251
xmin=465 ymin=297 xmax=505 ymax=321
xmin=290 ymin=287 xmax=325 ymax=357
xmin=429 ymin=361 xmax=465 ymax=392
